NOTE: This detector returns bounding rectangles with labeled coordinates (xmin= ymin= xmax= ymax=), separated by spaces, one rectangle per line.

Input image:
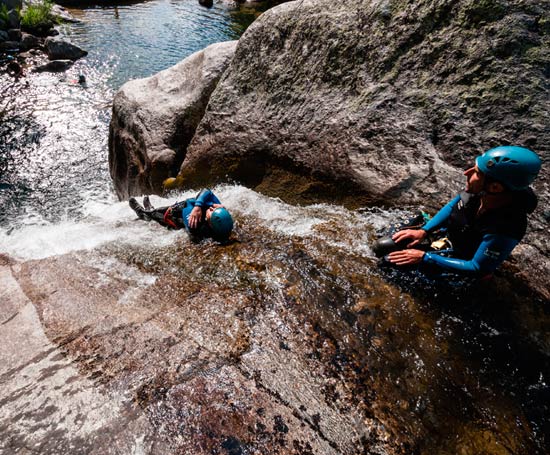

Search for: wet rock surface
xmin=173 ymin=0 xmax=549 ymax=302
xmin=108 ymin=40 xmax=238 ymax=200
xmin=1 ymin=203 xmax=548 ymax=454
xmin=44 ymin=36 xmax=88 ymax=60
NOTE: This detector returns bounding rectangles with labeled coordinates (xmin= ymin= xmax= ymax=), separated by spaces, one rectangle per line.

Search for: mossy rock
xmin=459 ymin=0 xmax=506 ymax=27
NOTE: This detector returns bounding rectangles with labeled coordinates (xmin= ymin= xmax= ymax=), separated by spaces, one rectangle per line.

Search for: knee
xmin=372 ymin=236 xmax=407 ymax=258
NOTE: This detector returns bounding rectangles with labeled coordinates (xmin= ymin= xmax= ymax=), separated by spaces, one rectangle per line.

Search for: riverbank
xmin=0 ymin=0 xmax=88 ymax=77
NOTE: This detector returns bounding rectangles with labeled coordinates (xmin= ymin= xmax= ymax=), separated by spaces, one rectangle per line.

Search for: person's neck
xmin=478 ymin=192 xmax=512 ymax=214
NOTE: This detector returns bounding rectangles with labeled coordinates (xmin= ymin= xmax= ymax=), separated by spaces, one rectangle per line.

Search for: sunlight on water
xmin=0 ymin=184 xmax=402 ymax=261
xmin=0 ymin=0 xmax=263 ymax=231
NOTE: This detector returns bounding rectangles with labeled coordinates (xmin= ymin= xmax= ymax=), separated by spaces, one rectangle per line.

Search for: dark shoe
xmin=143 ymin=195 xmax=153 ymax=210
xmin=129 ymin=197 xmax=150 ymax=221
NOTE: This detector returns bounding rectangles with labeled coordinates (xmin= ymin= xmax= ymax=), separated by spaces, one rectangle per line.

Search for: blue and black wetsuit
xmin=178 ymin=189 xmax=220 ymax=238
xmin=133 ymin=189 xmax=221 ymax=240
xmin=420 ymin=189 xmax=537 ymax=275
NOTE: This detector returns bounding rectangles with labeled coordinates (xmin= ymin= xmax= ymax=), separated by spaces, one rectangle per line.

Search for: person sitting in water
xmin=373 ymin=146 xmax=541 ymax=276
xmin=129 ymin=188 xmax=233 ymax=242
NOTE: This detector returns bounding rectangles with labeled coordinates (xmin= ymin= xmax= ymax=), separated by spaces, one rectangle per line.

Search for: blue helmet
xmin=210 ymin=207 xmax=233 ymax=240
xmin=476 ymin=146 xmax=541 ymax=190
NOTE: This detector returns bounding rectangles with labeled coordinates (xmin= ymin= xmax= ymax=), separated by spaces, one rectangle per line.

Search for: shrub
xmin=20 ymin=0 xmax=55 ymax=32
xmin=0 ymin=4 xmax=10 ymax=30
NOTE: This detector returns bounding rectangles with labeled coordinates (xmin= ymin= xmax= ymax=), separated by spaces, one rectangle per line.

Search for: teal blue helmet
xmin=476 ymin=146 xmax=541 ymax=190
xmin=210 ymin=207 xmax=233 ymax=240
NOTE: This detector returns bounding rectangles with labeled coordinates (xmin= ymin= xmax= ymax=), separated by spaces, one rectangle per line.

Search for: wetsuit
xmin=133 ymin=189 xmax=220 ymax=239
xmin=421 ymin=189 xmax=537 ymax=275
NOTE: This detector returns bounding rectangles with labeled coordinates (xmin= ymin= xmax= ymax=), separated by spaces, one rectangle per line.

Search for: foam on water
xmin=219 ymin=184 xmax=324 ymax=236
xmin=0 ymin=183 xmax=406 ymax=261
xmin=0 ymin=195 xmax=176 ymax=261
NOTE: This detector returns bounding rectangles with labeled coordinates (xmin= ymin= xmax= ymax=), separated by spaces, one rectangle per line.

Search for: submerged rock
xmin=108 ymin=40 xmax=238 ymax=199
xmin=44 ymin=36 xmax=87 ymax=60
xmin=32 ymin=59 xmax=74 ymax=72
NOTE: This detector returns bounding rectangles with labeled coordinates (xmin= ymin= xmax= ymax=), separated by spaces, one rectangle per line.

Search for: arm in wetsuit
xmin=421 ymin=194 xmax=460 ymax=233
xmin=181 ymin=189 xmax=222 ymax=231
xmin=193 ymin=189 xmax=221 ymax=208
xmin=423 ymin=233 xmax=519 ymax=275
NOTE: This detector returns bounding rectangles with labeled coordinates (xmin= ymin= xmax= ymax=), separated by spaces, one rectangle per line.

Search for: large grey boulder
xmin=180 ymin=0 xmax=548 ymax=209
xmin=176 ymin=0 xmax=548 ymax=296
xmin=44 ymin=36 xmax=87 ymax=60
xmin=108 ymin=40 xmax=238 ymax=199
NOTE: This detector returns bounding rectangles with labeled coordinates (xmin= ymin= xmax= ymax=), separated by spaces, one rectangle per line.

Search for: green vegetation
xmin=0 ymin=4 xmax=10 ymax=30
xmin=20 ymin=0 xmax=55 ymax=32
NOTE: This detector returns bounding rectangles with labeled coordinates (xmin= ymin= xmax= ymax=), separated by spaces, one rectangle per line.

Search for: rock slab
xmin=109 ymin=40 xmax=238 ymax=199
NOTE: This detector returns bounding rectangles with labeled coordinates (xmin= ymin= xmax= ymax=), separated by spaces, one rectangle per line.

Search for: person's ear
xmin=486 ymin=181 xmax=505 ymax=193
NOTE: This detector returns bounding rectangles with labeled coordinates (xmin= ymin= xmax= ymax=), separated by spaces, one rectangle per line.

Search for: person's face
xmin=205 ymin=206 xmax=215 ymax=224
xmin=464 ymin=165 xmax=485 ymax=193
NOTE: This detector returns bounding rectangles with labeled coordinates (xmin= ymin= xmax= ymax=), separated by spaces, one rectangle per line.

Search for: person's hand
xmin=387 ymin=249 xmax=425 ymax=265
xmin=392 ymin=229 xmax=427 ymax=247
xmin=189 ymin=206 xmax=202 ymax=229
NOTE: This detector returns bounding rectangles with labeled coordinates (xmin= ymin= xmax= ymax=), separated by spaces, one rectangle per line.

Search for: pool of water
xmin=64 ymin=0 xmax=269 ymax=89
xmin=0 ymin=0 xmax=272 ymax=229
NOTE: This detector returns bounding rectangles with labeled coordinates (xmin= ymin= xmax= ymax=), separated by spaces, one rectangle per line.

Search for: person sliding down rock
xmin=372 ymin=146 xmax=541 ymax=276
xmin=129 ymin=188 xmax=233 ymax=243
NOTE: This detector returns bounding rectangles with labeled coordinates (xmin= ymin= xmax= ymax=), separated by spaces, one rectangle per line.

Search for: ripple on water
xmin=64 ymin=0 xmax=262 ymax=89
xmin=1 ymin=0 xmax=263 ymax=229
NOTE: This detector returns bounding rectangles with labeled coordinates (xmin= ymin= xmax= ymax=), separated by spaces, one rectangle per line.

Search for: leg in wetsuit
xmin=372 ymin=212 xmax=433 ymax=258
xmin=129 ymin=197 xmax=185 ymax=229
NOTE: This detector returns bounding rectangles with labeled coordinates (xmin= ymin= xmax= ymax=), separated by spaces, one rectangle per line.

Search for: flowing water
xmin=0 ymin=0 xmax=267 ymax=227
xmin=0 ymin=1 xmax=549 ymax=454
